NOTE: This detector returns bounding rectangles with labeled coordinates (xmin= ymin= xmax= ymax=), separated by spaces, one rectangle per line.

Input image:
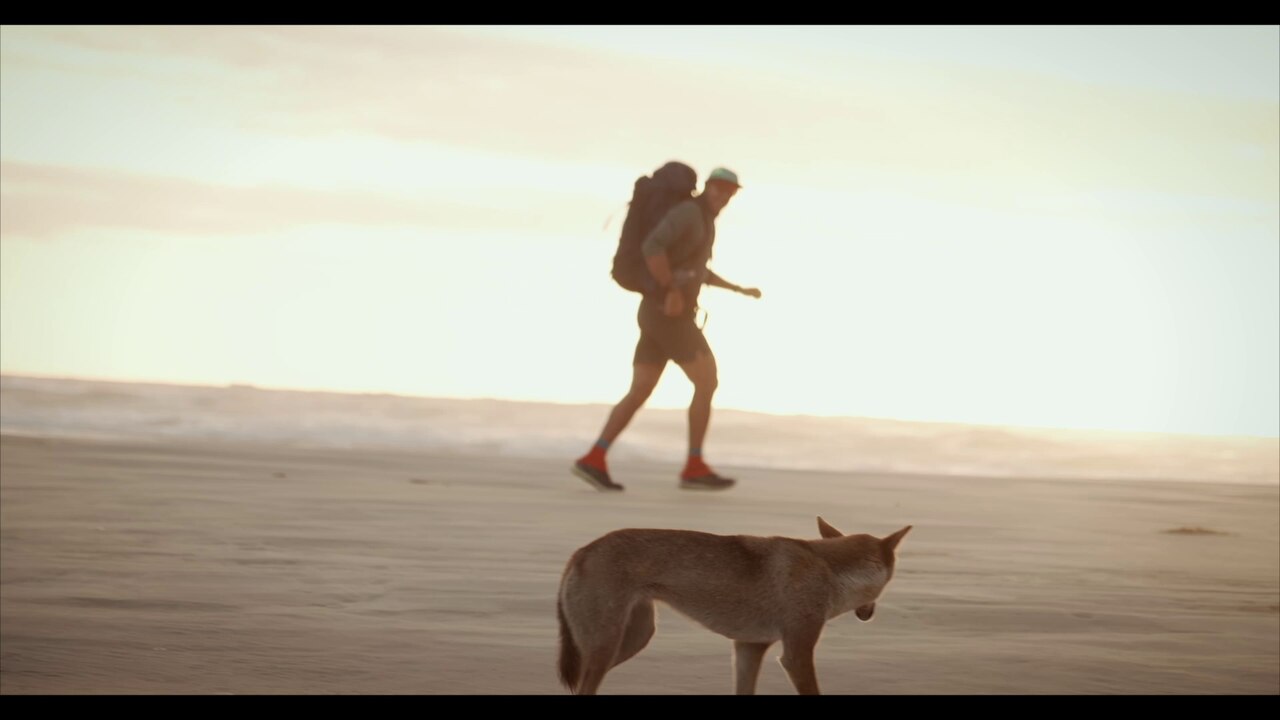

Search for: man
xmin=572 ymin=167 xmax=761 ymax=492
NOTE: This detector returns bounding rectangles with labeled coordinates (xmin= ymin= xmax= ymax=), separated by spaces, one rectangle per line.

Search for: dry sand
xmin=1 ymin=433 xmax=1276 ymax=694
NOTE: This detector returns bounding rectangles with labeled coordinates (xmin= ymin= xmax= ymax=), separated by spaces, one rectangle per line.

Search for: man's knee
xmin=696 ymin=375 xmax=718 ymax=395
xmin=627 ymin=383 xmax=657 ymax=404
xmin=691 ymin=366 xmax=718 ymax=395
xmin=627 ymin=365 xmax=663 ymax=402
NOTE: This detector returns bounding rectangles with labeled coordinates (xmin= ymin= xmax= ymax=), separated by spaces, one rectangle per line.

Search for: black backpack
xmin=610 ymin=161 xmax=698 ymax=294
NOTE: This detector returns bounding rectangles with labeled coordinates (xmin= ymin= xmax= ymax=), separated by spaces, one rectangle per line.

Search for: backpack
xmin=610 ymin=161 xmax=698 ymax=294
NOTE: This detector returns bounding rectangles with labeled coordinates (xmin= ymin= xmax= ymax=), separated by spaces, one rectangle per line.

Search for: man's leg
xmin=572 ymin=361 xmax=665 ymax=491
xmin=675 ymin=348 xmax=734 ymax=490
xmin=600 ymin=362 xmax=665 ymax=444
xmin=676 ymin=349 xmax=717 ymax=458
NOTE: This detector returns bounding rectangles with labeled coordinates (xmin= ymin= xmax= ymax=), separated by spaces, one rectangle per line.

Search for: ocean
xmin=2 ymin=374 xmax=1275 ymax=485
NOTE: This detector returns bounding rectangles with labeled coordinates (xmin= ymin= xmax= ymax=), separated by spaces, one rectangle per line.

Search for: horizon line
xmin=3 ymin=370 xmax=1276 ymax=443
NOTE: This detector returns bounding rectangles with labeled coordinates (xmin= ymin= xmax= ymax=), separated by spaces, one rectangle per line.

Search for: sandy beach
xmin=1 ymin=432 xmax=1276 ymax=694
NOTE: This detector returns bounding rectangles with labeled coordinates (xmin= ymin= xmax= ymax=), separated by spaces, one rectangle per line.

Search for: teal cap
xmin=705 ymin=167 xmax=742 ymax=188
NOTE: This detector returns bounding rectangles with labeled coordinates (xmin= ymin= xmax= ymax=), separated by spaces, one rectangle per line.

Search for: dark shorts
xmin=633 ymin=299 xmax=711 ymax=366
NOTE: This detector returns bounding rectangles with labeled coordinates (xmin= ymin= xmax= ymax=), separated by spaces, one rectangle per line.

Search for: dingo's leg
xmin=612 ymin=600 xmax=656 ymax=669
xmin=569 ymin=597 xmax=630 ymax=694
xmin=576 ymin=633 xmax=624 ymax=695
xmin=779 ymin=627 xmax=822 ymax=695
xmin=733 ymin=640 xmax=772 ymax=695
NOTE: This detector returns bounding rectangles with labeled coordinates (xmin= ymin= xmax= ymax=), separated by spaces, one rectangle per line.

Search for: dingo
xmin=556 ymin=517 xmax=911 ymax=694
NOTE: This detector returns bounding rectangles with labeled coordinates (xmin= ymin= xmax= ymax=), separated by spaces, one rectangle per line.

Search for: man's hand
xmin=739 ymin=287 xmax=762 ymax=299
xmin=663 ymin=287 xmax=685 ymax=317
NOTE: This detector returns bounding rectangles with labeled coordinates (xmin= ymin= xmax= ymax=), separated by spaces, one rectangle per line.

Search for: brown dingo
xmin=556 ymin=517 xmax=912 ymax=694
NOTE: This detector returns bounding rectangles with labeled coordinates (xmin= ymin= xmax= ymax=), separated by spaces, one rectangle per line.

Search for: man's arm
xmin=644 ymin=252 xmax=687 ymax=316
xmin=706 ymin=270 xmax=762 ymax=299
xmin=642 ymin=204 xmax=700 ymax=315
xmin=644 ymin=253 xmax=675 ymax=290
xmin=641 ymin=203 xmax=697 ymax=291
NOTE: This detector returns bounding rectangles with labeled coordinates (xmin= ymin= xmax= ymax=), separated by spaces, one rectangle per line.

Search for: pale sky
xmin=2 ymin=25 xmax=1277 ymax=437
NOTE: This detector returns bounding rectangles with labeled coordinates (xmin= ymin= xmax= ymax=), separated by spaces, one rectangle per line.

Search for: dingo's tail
xmin=557 ymin=595 xmax=581 ymax=692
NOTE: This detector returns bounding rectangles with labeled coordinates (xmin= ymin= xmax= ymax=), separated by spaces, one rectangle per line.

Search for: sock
xmin=682 ymin=449 xmax=711 ymax=478
xmin=581 ymin=439 xmax=610 ymax=469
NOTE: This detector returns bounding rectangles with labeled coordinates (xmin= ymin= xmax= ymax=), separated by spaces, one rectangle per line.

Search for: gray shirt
xmin=640 ymin=200 xmax=715 ymax=304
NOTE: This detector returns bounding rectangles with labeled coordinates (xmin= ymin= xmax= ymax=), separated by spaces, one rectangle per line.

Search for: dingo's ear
xmin=881 ymin=525 xmax=912 ymax=554
xmin=855 ymin=603 xmax=875 ymax=622
xmin=817 ymin=516 xmax=843 ymax=539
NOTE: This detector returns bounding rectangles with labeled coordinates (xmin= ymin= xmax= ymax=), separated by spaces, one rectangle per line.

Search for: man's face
xmin=704 ymin=181 xmax=739 ymax=212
